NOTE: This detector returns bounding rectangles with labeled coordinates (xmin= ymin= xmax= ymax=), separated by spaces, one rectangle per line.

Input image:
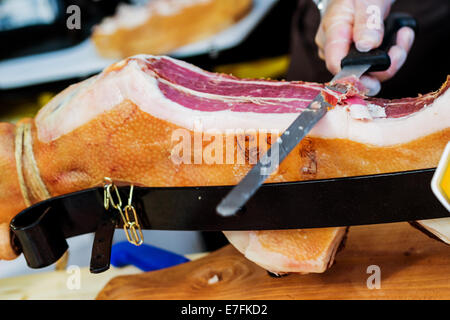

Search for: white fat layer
xmin=95 ymin=0 xmax=211 ymax=34
xmin=35 ymin=56 xmax=450 ymax=147
xmin=349 ymin=104 xmax=373 ymax=120
xmin=349 ymin=103 xmax=387 ymax=120
xmin=367 ymin=103 xmax=387 ymax=118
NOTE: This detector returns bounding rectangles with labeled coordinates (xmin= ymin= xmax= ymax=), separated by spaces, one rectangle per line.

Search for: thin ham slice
xmin=0 ymin=55 xmax=448 ymax=274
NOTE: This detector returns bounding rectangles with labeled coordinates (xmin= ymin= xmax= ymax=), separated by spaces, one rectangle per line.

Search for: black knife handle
xmin=341 ymin=13 xmax=417 ymax=72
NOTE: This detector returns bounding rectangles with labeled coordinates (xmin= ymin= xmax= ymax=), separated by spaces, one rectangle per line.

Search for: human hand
xmin=315 ymin=0 xmax=415 ymax=95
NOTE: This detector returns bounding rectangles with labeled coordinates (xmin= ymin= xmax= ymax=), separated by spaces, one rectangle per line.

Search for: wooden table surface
xmin=1 ymin=222 xmax=448 ymax=300
xmin=98 ymin=222 xmax=450 ymax=300
xmin=0 ymin=266 xmax=140 ymax=300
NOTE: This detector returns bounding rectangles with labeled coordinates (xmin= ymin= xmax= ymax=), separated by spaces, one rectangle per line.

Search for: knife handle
xmin=341 ymin=13 xmax=417 ymax=72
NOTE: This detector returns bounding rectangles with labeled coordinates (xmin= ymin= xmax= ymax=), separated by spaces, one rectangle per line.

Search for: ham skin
xmin=0 ymin=55 xmax=449 ymax=274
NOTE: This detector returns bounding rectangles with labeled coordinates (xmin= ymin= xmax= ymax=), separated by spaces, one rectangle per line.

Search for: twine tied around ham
xmin=14 ymin=121 xmax=51 ymax=206
xmin=13 ymin=121 xmax=69 ymax=269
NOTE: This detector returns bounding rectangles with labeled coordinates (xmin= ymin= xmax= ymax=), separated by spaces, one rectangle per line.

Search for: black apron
xmin=287 ymin=0 xmax=450 ymax=98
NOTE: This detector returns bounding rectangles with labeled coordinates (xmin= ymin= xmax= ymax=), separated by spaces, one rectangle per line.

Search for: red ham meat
xmin=0 ymin=55 xmax=448 ymax=273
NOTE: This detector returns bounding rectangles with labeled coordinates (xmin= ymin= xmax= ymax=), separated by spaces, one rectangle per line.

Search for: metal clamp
xmin=103 ymin=178 xmax=144 ymax=246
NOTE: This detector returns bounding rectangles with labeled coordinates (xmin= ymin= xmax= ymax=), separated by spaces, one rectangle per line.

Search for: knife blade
xmin=217 ymin=13 xmax=417 ymax=217
xmin=216 ymin=85 xmax=341 ymax=217
xmin=331 ymin=64 xmax=370 ymax=82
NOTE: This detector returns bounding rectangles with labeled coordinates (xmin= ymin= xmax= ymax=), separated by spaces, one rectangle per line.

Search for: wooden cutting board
xmin=97 ymin=222 xmax=450 ymax=300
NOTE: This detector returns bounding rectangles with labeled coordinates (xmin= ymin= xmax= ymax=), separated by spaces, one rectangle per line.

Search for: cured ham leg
xmin=92 ymin=0 xmax=252 ymax=58
xmin=0 ymin=56 xmax=448 ymax=274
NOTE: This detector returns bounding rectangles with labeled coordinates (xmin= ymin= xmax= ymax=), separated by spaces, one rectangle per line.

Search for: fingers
xmin=323 ymin=25 xmax=353 ymax=74
xmin=316 ymin=25 xmax=326 ymax=60
xmin=360 ymin=75 xmax=381 ymax=96
xmin=369 ymin=26 xmax=415 ymax=82
xmin=315 ymin=0 xmax=413 ymax=86
xmin=396 ymin=25 xmax=415 ymax=50
xmin=315 ymin=0 xmax=355 ymax=74
xmin=318 ymin=48 xmax=325 ymax=60
xmin=353 ymin=0 xmax=393 ymax=52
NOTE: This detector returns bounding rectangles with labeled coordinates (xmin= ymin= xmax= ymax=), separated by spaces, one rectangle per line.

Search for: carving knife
xmin=217 ymin=13 xmax=417 ymax=217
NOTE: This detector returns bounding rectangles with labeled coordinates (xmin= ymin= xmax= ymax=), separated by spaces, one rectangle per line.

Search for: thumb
xmin=353 ymin=0 xmax=393 ymax=52
xmin=360 ymin=75 xmax=381 ymax=96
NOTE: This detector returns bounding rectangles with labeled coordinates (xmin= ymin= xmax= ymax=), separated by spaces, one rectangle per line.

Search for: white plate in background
xmin=0 ymin=0 xmax=278 ymax=89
